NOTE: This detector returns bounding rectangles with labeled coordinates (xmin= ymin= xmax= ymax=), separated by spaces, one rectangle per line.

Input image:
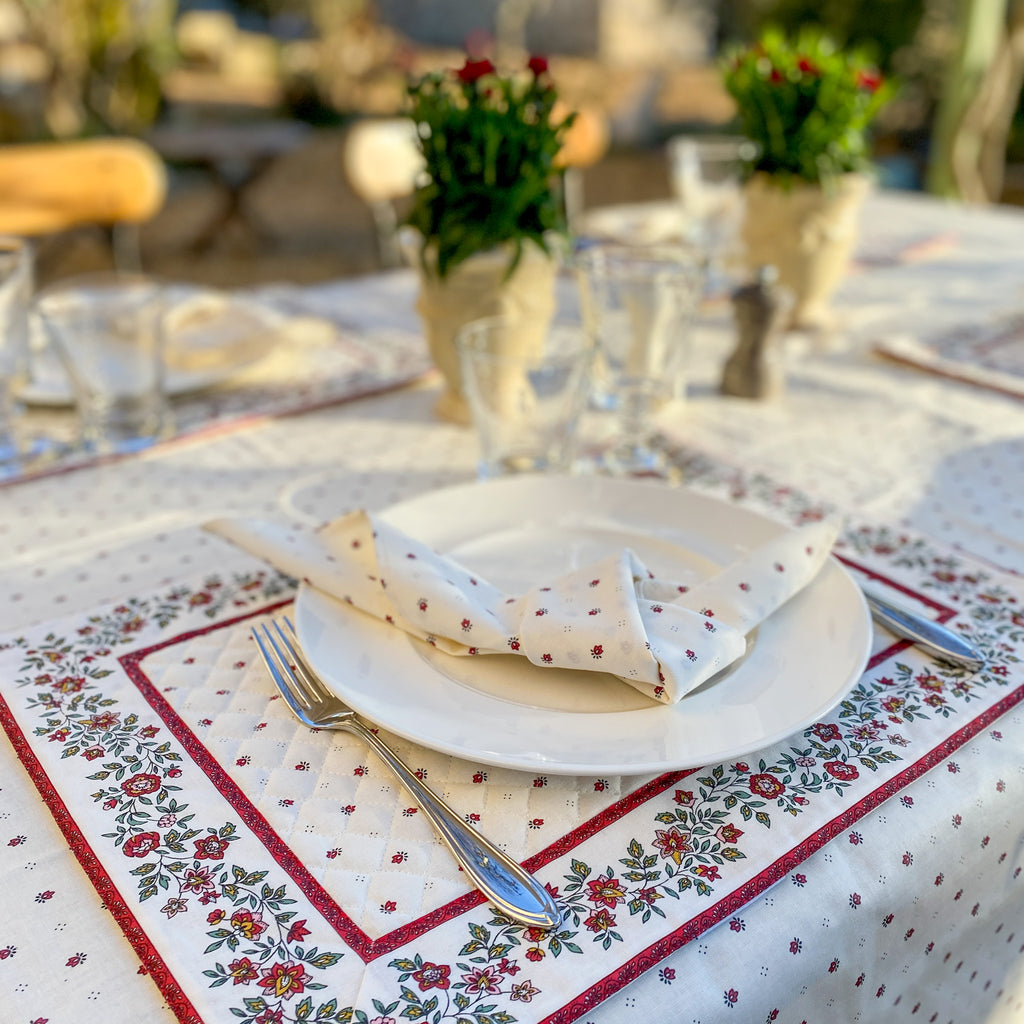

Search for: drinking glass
xmin=35 ymin=273 xmax=173 ymax=454
xmin=575 ymin=242 xmax=705 ymax=479
xmin=667 ymin=134 xmax=756 ymax=294
xmin=456 ymin=315 xmax=594 ymax=479
xmin=0 ymin=237 xmax=33 ymax=474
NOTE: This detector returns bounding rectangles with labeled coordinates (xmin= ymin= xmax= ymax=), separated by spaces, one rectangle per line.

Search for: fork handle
xmin=348 ymin=718 xmax=561 ymax=930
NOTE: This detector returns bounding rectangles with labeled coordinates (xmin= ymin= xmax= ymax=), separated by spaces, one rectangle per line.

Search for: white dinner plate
xmin=23 ymin=284 xmax=282 ymax=405
xmin=294 ymin=476 xmax=872 ymax=775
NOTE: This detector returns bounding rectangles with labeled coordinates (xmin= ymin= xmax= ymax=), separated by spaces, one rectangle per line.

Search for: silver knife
xmin=863 ymin=591 xmax=985 ymax=672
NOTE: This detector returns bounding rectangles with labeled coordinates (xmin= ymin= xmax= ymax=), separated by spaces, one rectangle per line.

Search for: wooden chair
xmin=554 ymin=104 xmax=611 ymax=231
xmin=0 ymin=138 xmax=167 ymax=269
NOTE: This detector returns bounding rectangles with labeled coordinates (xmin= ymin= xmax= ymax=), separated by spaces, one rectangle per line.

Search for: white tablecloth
xmin=1 ymin=189 xmax=1023 ymax=1024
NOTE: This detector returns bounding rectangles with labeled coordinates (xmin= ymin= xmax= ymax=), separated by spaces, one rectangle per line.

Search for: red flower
xmin=527 ymin=54 xmax=548 ymax=77
xmin=584 ymin=908 xmax=616 ymax=932
xmin=207 ymin=909 xmax=225 ymax=924
xmin=258 ymin=960 xmax=310 ymax=1000
xmin=123 ymin=831 xmax=161 ymax=858
xmin=716 ymin=822 xmax=744 ymax=844
xmin=856 ymin=68 xmax=883 ymax=92
xmin=193 ymin=835 xmax=230 ymax=860
xmin=230 ymin=909 xmax=267 ymax=939
xmin=525 ymin=947 xmax=545 ymax=962
xmin=813 ymin=722 xmax=841 ymax=741
xmin=694 ymin=863 xmax=721 ymax=880
xmin=81 ymin=746 xmax=105 ymax=760
xmin=411 ymin=961 xmax=451 ymax=991
xmin=748 ymin=773 xmax=785 ymax=798
xmin=227 ymin=956 xmax=259 ymax=985
xmin=824 ymin=760 xmax=859 ymax=782
xmin=652 ymin=827 xmax=692 ymax=866
xmin=121 ymin=773 xmax=161 ymax=797
xmin=586 ymin=872 xmax=628 ymax=907
xmin=457 ymin=58 xmax=495 ymax=83
xmin=286 ymin=919 xmax=310 ymax=943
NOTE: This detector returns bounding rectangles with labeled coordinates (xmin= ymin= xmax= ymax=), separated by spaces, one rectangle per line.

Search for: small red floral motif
xmin=824 ymin=760 xmax=859 ymax=782
xmin=123 ymin=831 xmax=161 ymax=858
xmin=748 ymin=773 xmax=785 ymax=798
xmin=535 ymin=608 xmax=548 ymax=616
xmin=587 ymin=872 xmax=628 ymax=907
xmin=589 ymin=579 xmax=600 ymax=587
xmin=509 ymin=638 xmax=520 ymax=651
xmin=738 ymin=582 xmax=751 ymax=591
xmin=541 ymin=653 xmax=553 ymax=663
xmin=584 ymin=908 xmax=616 ymax=932
xmin=472 ymin=772 xmax=487 ymax=783
xmin=227 ymin=957 xmax=258 ymax=985
xmin=591 ymin=644 xmax=603 ymax=658
xmin=287 ymin=920 xmax=310 ymax=943
xmin=193 ymin=835 xmax=230 ymax=861
xmin=231 ymin=909 xmax=267 ymax=939
xmin=411 ymin=961 xmax=451 ymax=991
xmin=418 ymin=599 xmax=428 ymax=611
xmin=774 ymin=562 xmax=785 ymax=572
xmin=812 ymin=722 xmax=841 ymax=741
xmin=258 ymin=960 xmax=311 ymax=1000
xmin=589 ymin=607 xmax=602 ymax=615
xmin=381 ymin=900 xmax=397 ymax=913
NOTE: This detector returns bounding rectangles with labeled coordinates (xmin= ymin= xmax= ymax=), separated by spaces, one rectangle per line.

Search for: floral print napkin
xmin=206 ymin=512 xmax=839 ymax=703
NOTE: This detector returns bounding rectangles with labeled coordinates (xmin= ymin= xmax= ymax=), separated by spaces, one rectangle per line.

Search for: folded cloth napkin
xmin=206 ymin=512 xmax=839 ymax=704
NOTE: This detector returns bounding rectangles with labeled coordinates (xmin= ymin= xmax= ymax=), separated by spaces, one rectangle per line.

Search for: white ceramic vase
xmin=409 ymin=235 xmax=559 ymax=424
xmin=741 ymin=172 xmax=870 ymax=331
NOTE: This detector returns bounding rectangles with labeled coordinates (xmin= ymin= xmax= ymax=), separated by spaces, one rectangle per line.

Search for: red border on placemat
xmin=0 ymin=690 xmax=205 ymax=1024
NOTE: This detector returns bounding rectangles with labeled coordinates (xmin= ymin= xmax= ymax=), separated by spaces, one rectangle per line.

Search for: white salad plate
xmin=294 ymin=475 xmax=872 ymax=776
xmin=23 ymin=284 xmax=282 ymax=405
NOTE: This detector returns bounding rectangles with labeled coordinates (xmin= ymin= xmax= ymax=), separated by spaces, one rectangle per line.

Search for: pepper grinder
xmin=721 ymin=266 xmax=787 ymax=399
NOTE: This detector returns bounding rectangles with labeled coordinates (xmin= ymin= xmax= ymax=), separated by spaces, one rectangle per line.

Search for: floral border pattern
xmin=1 ymin=498 xmax=1022 ymax=1023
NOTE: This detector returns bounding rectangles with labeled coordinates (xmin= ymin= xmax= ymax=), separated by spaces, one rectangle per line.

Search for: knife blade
xmin=863 ymin=590 xmax=985 ymax=672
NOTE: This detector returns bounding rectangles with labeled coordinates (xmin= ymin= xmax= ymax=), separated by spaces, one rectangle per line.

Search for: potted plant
xmin=722 ymin=28 xmax=894 ymax=329
xmin=404 ymin=54 xmax=574 ymax=422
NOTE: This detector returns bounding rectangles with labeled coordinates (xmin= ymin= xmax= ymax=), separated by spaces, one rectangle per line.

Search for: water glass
xmin=35 ymin=273 xmax=172 ymax=454
xmin=575 ymin=242 xmax=705 ymax=479
xmin=0 ymin=237 xmax=33 ymax=472
xmin=456 ymin=316 xmax=594 ymax=479
xmin=668 ymin=134 xmax=755 ymax=291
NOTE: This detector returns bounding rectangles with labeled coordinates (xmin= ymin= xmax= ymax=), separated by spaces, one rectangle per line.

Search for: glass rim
xmin=455 ymin=316 xmax=595 ymax=362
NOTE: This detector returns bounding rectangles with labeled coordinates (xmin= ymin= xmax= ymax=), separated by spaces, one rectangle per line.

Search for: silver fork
xmin=251 ymin=617 xmax=561 ymax=930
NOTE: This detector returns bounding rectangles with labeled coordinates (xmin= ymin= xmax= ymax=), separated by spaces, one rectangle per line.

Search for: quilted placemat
xmin=0 ymin=480 xmax=1021 ymax=1024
